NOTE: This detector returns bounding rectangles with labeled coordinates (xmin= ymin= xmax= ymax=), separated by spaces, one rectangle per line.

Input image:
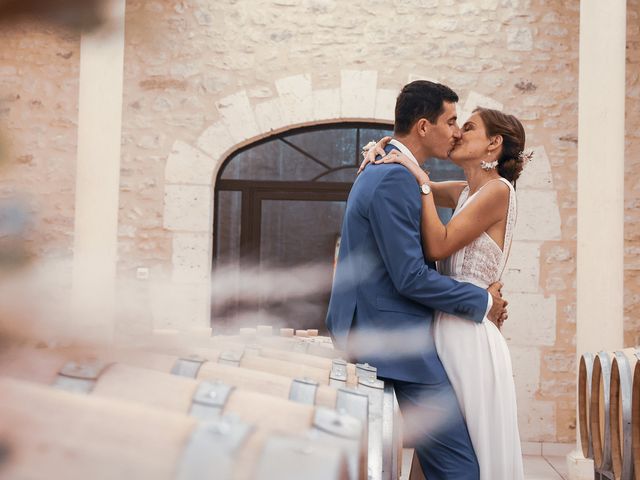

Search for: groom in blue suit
xmin=326 ymin=80 xmax=506 ymax=479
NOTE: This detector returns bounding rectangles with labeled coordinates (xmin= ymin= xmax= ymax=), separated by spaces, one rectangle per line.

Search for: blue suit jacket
xmin=326 ymin=145 xmax=488 ymax=383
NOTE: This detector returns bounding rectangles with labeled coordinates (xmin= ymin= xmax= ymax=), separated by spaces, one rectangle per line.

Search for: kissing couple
xmin=327 ymin=80 xmax=530 ymax=479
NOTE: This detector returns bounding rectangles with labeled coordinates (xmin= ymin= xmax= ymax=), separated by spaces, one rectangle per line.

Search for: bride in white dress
xmin=362 ymin=107 xmax=528 ymax=479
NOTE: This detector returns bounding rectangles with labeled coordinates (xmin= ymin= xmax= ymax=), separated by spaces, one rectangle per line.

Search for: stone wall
xmin=1 ymin=0 xmax=639 ymax=446
xmin=625 ymin=0 xmax=640 ymax=348
xmin=118 ymin=0 xmax=582 ymax=444
xmin=0 ymin=23 xmax=80 ymax=264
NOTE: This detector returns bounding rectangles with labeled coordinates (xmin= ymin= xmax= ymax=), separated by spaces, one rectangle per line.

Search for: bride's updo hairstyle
xmin=474 ymin=107 xmax=526 ymax=184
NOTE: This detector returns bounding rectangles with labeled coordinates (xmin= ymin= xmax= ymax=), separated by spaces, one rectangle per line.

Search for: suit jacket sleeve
xmin=368 ymin=166 xmax=488 ymax=322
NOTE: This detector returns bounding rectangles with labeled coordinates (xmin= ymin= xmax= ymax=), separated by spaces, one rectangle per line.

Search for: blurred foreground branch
xmin=0 ymin=0 xmax=110 ymax=30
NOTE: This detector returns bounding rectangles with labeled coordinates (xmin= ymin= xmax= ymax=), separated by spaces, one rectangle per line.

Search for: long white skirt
xmin=434 ymin=313 xmax=524 ymax=480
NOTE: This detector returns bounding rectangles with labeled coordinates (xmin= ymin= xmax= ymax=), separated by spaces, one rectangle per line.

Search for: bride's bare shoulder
xmin=482 ymin=178 xmax=511 ymax=197
xmin=475 ymin=178 xmax=511 ymax=211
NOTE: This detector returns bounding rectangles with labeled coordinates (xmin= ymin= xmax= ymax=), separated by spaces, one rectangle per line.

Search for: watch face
xmin=420 ymin=184 xmax=431 ymax=195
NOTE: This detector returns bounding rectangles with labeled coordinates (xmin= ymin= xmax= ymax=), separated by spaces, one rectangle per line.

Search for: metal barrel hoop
xmin=329 ymin=359 xmax=348 ymax=387
xmin=253 ymin=433 xmax=348 ymax=480
xmin=357 ymin=374 xmax=387 ymax=480
xmin=176 ymin=416 xmax=253 ymax=480
xmin=311 ymin=407 xmax=365 ymax=480
xmin=189 ymin=380 xmax=235 ymax=421
xmin=171 ymin=355 xmax=207 ymax=378
xmin=53 ymin=360 xmax=112 ymax=394
xmin=289 ymin=377 xmax=320 ymax=405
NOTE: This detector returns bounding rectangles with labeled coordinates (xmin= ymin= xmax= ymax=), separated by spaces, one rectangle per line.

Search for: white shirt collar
xmin=389 ymin=139 xmax=420 ymax=167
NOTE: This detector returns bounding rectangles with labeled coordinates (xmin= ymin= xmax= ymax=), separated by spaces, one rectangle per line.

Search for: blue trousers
xmin=384 ymin=377 xmax=480 ymax=480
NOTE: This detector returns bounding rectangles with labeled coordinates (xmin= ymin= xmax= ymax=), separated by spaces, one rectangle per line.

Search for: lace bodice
xmin=437 ymin=177 xmax=517 ymax=289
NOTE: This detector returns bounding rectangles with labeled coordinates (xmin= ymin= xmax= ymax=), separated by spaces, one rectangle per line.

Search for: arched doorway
xmin=212 ymin=123 xmax=464 ymax=332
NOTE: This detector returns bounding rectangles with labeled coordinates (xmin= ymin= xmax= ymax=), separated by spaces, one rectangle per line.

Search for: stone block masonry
xmin=1 ymin=0 xmax=638 ymax=448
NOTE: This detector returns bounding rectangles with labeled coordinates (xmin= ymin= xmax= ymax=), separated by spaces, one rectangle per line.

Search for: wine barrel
xmin=211 ymin=341 xmax=400 ymax=480
xmin=0 ymin=377 xmax=351 ymax=480
xmin=150 ymin=342 xmax=335 ymax=386
xmin=104 ymin=348 xmax=343 ymax=406
xmin=108 ymin=346 xmax=399 ymax=480
xmin=152 ymin=326 xmax=402 ymax=479
xmin=0 ymin=346 xmax=352 ymax=436
xmin=251 ymin=326 xmax=325 ymax=341
xmin=155 ymin=341 xmax=361 ymax=388
xmin=591 ymin=351 xmax=615 ymax=473
xmin=115 ymin=349 xmax=399 ymax=480
xmin=151 ymin=326 xmax=402 ymax=480
xmin=579 ymin=352 xmax=595 ymax=458
xmin=610 ymin=348 xmax=638 ymax=480
xmin=223 ymin=332 xmax=344 ymax=359
xmin=152 ymin=330 xmax=361 ymax=385
xmin=632 ymin=350 xmax=640 ymax=480
xmin=0 ymin=347 xmax=368 ymax=480
xmin=229 ymin=327 xmax=402 ymax=480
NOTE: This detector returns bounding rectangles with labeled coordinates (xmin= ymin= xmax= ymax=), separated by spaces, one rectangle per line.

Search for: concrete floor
xmin=523 ymin=455 xmax=568 ymax=480
xmin=400 ymin=450 xmax=569 ymax=479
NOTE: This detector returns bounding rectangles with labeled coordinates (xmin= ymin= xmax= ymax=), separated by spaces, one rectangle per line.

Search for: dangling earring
xmin=480 ymin=152 xmax=498 ymax=171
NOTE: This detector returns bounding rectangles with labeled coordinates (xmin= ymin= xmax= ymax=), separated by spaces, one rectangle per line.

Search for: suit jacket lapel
xmin=379 ymin=143 xmax=438 ymax=270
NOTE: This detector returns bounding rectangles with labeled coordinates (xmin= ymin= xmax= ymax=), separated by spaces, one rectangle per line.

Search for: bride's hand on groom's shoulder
xmin=487 ymin=281 xmax=508 ymax=330
xmin=357 ymin=136 xmax=392 ymax=174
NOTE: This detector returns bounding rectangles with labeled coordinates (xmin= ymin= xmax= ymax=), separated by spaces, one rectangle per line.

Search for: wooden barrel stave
xmin=206 ymin=336 xmax=360 ymax=382
xmin=149 ymin=331 xmax=360 ymax=385
xmin=212 ymin=333 xmax=399 ymax=480
xmin=591 ymin=351 xmax=615 ymax=472
xmin=632 ymin=350 xmax=640 ymax=480
xmin=220 ymin=333 xmax=345 ymax=359
xmin=0 ymin=349 xmax=368 ymax=480
xmin=142 ymin=347 xmax=396 ymax=480
xmin=212 ymin=330 xmax=401 ymax=480
xmin=0 ymin=376 xmax=195 ymax=480
xmin=590 ymin=350 xmax=632 ymax=477
xmin=152 ymin=338 xmax=360 ymax=388
xmin=93 ymin=362 xmax=198 ymax=412
xmin=175 ymin=344 xmax=333 ymax=386
xmin=0 ymin=345 xmax=74 ymax=384
xmin=609 ymin=348 xmax=637 ymax=480
xmin=96 ymin=366 xmax=323 ymax=437
xmin=55 ymin=343 xmax=395 ymax=480
xmin=0 ymin=377 xmax=352 ymax=480
xmin=579 ymin=352 xmax=595 ymax=459
xmin=0 ymin=346 xmax=337 ymax=435
xmin=105 ymin=349 xmax=372 ymax=479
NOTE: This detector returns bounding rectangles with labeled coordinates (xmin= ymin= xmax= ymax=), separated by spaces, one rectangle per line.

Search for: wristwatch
xmin=420 ymin=183 xmax=431 ymax=195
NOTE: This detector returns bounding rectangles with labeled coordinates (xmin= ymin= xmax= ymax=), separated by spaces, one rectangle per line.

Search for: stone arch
xmin=158 ymin=70 xmax=562 ymax=363
xmin=159 ymin=70 xmax=398 ymax=331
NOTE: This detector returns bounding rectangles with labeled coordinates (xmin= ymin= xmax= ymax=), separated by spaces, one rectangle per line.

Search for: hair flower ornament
xmin=518 ymin=149 xmax=534 ymax=168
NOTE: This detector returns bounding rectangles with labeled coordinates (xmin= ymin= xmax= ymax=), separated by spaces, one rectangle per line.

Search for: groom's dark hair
xmin=394 ymin=80 xmax=459 ymax=135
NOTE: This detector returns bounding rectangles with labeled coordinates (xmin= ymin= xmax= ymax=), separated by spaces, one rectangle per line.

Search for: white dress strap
xmin=496 ymin=177 xmax=517 ymax=279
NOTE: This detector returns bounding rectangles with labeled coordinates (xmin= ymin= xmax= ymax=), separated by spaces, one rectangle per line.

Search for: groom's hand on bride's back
xmin=487 ymin=281 xmax=508 ymax=330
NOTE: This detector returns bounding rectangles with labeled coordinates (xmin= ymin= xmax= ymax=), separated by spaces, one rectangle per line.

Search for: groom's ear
xmin=415 ymin=118 xmax=431 ymax=137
